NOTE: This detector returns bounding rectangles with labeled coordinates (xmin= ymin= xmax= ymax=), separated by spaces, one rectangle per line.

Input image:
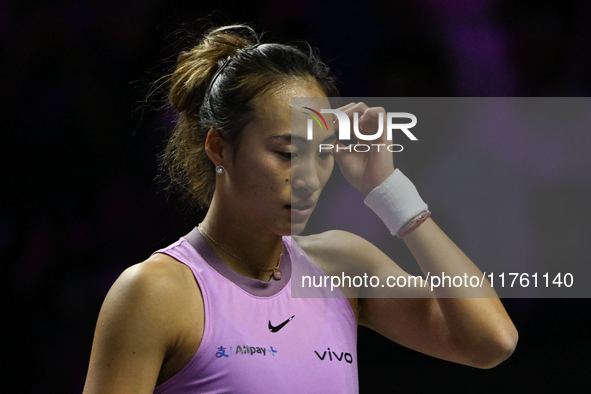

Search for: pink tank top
xmin=152 ymin=228 xmax=358 ymax=394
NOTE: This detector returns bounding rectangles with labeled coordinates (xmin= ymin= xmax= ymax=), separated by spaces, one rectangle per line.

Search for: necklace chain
xmin=197 ymin=224 xmax=283 ymax=272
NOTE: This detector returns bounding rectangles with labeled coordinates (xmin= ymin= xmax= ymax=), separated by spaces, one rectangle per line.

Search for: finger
xmin=360 ymin=107 xmax=388 ymax=143
xmin=332 ymin=140 xmax=356 ymax=164
xmin=336 ymin=102 xmax=357 ymax=112
xmin=333 ymin=103 xmax=361 ymax=136
xmin=342 ymin=102 xmax=368 ymax=117
xmin=360 ymin=107 xmax=386 ymax=125
xmin=361 ymin=106 xmax=385 ymax=119
xmin=332 ymin=139 xmax=347 ymax=158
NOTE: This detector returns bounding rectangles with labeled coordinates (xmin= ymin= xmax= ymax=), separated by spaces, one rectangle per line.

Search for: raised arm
xmin=329 ymin=103 xmax=517 ymax=368
xmin=358 ymin=220 xmax=517 ymax=369
xmin=403 ymin=217 xmax=516 ymax=366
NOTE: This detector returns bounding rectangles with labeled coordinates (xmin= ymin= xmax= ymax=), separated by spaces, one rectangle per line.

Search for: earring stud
xmin=216 ymin=165 xmax=225 ymax=175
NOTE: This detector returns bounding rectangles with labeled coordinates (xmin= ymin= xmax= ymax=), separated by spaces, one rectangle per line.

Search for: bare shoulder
xmin=293 ymin=231 xmax=411 ymax=303
xmin=108 ymin=253 xmax=198 ymax=318
xmin=293 ymin=230 xmax=389 ymax=276
xmin=110 ymin=254 xmax=204 ymax=377
xmin=84 ymin=253 xmax=203 ymax=393
xmin=294 ymin=230 xmax=370 ymax=258
xmin=122 ymin=253 xmax=197 ymax=294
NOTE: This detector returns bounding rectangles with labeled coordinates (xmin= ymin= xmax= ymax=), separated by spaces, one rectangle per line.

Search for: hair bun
xmin=169 ymin=25 xmax=258 ymax=113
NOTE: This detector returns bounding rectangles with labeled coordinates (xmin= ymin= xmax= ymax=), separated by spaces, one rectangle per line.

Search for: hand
xmin=332 ymin=102 xmax=395 ymax=195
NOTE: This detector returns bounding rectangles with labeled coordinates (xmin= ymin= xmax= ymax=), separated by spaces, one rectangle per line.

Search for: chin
xmin=289 ymin=220 xmax=309 ymax=236
xmin=289 ymin=226 xmax=304 ymax=236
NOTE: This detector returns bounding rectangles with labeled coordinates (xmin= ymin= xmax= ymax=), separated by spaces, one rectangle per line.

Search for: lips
xmin=287 ymin=200 xmax=315 ymax=219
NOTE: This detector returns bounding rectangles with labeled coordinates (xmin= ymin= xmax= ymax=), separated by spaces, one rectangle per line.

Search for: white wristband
xmin=363 ymin=169 xmax=428 ymax=236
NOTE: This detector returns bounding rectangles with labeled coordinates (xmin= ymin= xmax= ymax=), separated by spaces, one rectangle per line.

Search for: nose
xmin=292 ymin=159 xmax=320 ymax=195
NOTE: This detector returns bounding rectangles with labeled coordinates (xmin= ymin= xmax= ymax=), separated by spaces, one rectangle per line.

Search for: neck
xmin=200 ymin=200 xmax=284 ymax=281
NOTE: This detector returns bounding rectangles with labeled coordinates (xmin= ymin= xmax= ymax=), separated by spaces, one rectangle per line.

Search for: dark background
xmin=2 ymin=0 xmax=591 ymax=392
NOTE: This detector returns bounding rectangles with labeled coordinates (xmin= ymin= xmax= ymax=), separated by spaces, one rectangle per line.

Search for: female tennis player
xmin=83 ymin=25 xmax=517 ymax=393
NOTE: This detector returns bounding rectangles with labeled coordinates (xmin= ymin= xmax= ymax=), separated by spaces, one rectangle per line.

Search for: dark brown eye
xmin=279 ymin=152 xmax=296 ymax=159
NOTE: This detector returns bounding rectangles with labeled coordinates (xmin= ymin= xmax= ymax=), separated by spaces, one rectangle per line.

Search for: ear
xmin=204 ymin=128 xmax=229 ymax=166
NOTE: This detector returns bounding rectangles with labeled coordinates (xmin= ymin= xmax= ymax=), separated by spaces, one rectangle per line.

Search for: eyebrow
xmin=270 ymin=133 xmax=338 ymax=143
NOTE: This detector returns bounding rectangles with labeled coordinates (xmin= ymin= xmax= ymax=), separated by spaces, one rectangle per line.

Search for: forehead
xmin=249 ymin=82 xmax=332 ymax=137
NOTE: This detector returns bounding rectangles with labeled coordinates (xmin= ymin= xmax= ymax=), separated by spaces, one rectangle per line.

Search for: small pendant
xmin=272 ymin=269 xmax=282 ymax=281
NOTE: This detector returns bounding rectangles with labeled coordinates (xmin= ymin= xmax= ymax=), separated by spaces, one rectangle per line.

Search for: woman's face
xmin=221 ymin=82 xmax=335 ymax=236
